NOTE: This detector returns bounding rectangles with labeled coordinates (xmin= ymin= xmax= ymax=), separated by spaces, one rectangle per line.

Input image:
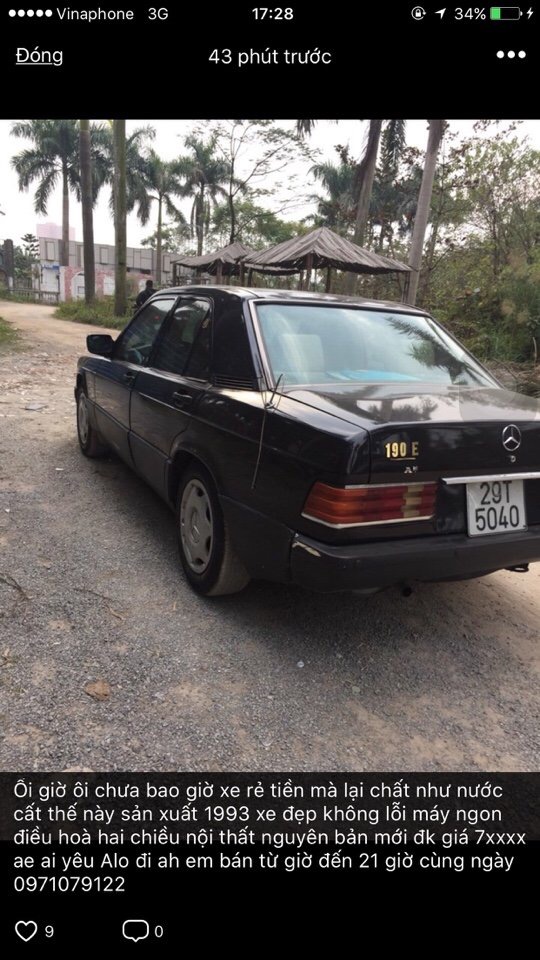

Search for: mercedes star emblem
xmin=502 ymin=424 xmax=522 ymax=452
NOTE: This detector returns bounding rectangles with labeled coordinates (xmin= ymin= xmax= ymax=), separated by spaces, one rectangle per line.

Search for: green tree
xmin=298 ymin=119 xmax=407 ymax=293
xmin=10 ymin=119 xmax=101 ymax=267
xmin=79 ymin=120 xmax=95 ymax=303
xmin=210 ymin=199 xmax=305 ymax=249
xmin=18 ymin=233 xmax=41 ymax=290
xmin=176 ymin=136 xmax=230 ymax=255
xmin=405 ymin=120 xmax=446 ymax=305
xmin=113 ymin=120 xmax=127 ymax=316
xmin=350 ymin=119 xmax=384 ymax=251
xmin=141 ymin=221 xmax=191 ymax=254
xmin=369 ymin=139 xmax=424 ymax=253
xmin=309 ymin=159 xmax=356 ymax=232
xmin=92 ymin=124 xmax=156 ymax=224
xmin=308 ymin=141 xmax=421 ymax=255
xmin=456 ymin=129 xmax=540 ymax=278
xmin=21 ymin=233 xmax=40 ymax=260
xmin=418 ymin=124 xmax=540 ymax=363
xmin=209 ymin=120 xmax=312 ymax=244
xmin=13 ymin=243 xmax=38 ymax=287
xmin=138 ymin=151 xmax=184 ymax=284
xmin=297 ymin=119 xmax=406 ymax=248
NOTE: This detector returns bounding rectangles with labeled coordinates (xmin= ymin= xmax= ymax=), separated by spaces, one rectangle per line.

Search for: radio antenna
xmin=251 ymin=374 xmax=283 ymax=490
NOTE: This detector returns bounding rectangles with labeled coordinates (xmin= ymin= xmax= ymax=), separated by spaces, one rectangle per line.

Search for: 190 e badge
xmin=384 ymin=441 xmax=419 ymax=460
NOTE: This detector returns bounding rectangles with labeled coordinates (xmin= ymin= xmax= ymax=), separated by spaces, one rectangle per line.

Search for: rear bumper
xmin=221 ymin=496 xmax=540 ymax=592
xmin=290 ymin=527 xmax=540 ymax=592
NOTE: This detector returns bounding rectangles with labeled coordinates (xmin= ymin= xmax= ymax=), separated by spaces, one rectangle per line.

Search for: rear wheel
xmin=176 ymin=464 xmax=250 ymax=596
xmin=76 ymin=388 xmax=107 ymax=458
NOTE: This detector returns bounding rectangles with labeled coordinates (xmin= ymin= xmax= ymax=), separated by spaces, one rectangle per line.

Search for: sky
xmin=1 ymin=119 xmax=540 ymax=251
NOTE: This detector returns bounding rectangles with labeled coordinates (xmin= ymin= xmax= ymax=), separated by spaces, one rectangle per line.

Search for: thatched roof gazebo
xmin=171 ymin=241 xmax=252 ymax=284
xmin=171 ymin=240 xmax=297 ymax=285
xmin=244 ymin=226 xmax=410 ymax=291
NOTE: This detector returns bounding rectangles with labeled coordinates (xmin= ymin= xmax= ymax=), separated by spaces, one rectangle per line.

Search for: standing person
xmin=135 ymin=278 xmax=156 ymax=309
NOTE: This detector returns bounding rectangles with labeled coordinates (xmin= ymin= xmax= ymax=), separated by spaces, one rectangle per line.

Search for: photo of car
xmin=76 ymin=286 xmax=540 ymax=596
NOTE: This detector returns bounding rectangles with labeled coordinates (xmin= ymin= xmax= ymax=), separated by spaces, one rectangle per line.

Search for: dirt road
xmin=0 ymin=301 xmax=539 ymax=771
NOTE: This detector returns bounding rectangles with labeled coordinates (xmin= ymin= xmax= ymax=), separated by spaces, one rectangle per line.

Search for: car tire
xmin=76 ymin=387 xmax=108 ymax=458
xmin=176 ymin=464 xmax=250 ymax=597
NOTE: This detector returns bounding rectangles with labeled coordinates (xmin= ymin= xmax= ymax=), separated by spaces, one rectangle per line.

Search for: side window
xmin=114 ymin=299 xmax=176 ymax=365
xmin=185 ymin=313 xmax=211 ymax=380
xmin=151 ymin=299 xmax=210 ymax=377
xmin=212 ymin=303 xmax=257 ymax=387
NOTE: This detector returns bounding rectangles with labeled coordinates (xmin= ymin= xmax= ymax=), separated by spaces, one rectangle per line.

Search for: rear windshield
xmin=255 ymin=304 xmax=495 ymax=388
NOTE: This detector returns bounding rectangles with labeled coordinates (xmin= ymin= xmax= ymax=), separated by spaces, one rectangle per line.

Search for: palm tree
xmin=175 ymin=136 xmax=230 ymax=255
xmin=298 ymin=120 xmax=406 ymax=244
xmin=371 ymin=133 xmax=421 ymax=253
xmin=11 ymin=119 xmax=83 ymax=266
xmin=310 ymin=161 xmax=355 ymax=231
xmin=298 ymin=119 xmax=406 ymax=292
xmin=86 ymin=122 xmax=158 ymax=307
xmin=79 ymin=120 xmax=95 ymax=303
xmin=139 ymin=151 xmax=183 ymax=285
xmin=405 ymin=120 xmax=447 ymax=305
xmin=113 ymin=120 xmax=127 ymax=316
xmin=92 ymin=124 xmax=156 ymax=224
xmin=379 ymin=120 xmax=407 ymax=183
xmin=350 ymin=120 xmax=383 ymax=249
xmin=299 ymin=119 xmax=447 ymax=303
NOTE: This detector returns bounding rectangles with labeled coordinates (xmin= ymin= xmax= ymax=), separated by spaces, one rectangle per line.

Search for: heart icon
xmin=15 ymin=921 xmax=38 ymax=942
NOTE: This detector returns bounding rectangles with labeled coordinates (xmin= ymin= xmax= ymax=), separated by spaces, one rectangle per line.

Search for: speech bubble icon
xmin=122 ymin=920 xmax=150 ymax=943
xmin=15 ymin=921 xmax=38 ymax=942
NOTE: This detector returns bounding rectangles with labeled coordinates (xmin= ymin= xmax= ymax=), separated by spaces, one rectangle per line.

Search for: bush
xmin=54 ymin=297 xmax=130 ymax=330
xmin=0 ymin=317 xmax=20 ymax=349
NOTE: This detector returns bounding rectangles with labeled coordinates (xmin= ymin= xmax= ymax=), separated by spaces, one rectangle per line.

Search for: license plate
xmin=466 ymin=479 xmax=527 ymax=537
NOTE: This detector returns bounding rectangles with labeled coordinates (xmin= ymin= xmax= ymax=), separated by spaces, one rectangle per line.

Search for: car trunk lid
xmin=286 ymin=383 xmax=540 ymax=482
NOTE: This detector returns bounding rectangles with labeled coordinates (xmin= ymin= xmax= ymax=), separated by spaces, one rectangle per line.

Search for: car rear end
xmin=250 ymin=295 xmax=540 ymax=592
xmin=290 ymin=414 xmax=540 ymax=592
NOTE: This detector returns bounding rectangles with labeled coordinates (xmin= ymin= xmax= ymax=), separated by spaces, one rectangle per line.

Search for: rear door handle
xmin=123 ymin=371 xmax=137 ymax=385
xmin=172 ymin=391 xmax=193 ymax=408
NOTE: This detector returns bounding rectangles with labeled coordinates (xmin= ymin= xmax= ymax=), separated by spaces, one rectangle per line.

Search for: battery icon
xmin=490 ymin=6 xmax=522 ymax=18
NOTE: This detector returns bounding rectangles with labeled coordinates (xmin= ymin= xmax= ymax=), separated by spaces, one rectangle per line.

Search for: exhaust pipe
xmin=505 ymin=564 xmax=529 ymax=573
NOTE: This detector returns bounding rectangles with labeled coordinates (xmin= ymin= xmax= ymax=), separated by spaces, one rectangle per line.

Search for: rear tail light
xmin=302 ymin=481 xmax=438 ymax=528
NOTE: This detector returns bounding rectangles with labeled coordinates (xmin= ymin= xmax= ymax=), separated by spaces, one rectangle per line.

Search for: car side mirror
xmin=87 ymin=334 xmax=115 ymax=357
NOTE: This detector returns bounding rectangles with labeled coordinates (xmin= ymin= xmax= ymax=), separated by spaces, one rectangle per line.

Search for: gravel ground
xmin=0 ymin=301 xmax=539 ymax=772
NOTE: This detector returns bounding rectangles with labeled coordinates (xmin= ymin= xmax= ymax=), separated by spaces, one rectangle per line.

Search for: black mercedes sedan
xmin=75 ymin=287 xmax=540 ymax=596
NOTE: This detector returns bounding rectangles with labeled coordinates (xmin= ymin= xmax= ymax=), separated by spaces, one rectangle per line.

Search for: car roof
xmin=151 ymin=286 xmax=429 ymax=316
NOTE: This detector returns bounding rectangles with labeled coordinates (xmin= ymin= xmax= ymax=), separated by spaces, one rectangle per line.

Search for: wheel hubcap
xmin=180 ymin=479 xmax=213 ymax=573
xmin=78 ymin=393 xmax=89 ymax=445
